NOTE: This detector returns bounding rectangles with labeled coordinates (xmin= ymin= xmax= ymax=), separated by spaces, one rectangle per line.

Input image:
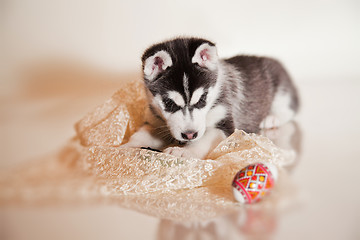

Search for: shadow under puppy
xmin=123 ymin=37 xmax=299 ymax=159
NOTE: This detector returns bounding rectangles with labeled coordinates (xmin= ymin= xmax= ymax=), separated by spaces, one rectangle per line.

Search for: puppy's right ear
xmin=143 ymin=50 xmax=173 ymax=81
xmin=192 ymin=43 xmax=218 ymax=71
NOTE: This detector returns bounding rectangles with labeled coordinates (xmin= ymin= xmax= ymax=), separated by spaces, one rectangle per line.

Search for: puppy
xmin=123 ymin=37 xmax=299 ymax=159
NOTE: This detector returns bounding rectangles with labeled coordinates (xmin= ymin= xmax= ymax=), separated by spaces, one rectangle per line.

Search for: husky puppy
xmin=123 ymin=37 xmax=299 ymax=159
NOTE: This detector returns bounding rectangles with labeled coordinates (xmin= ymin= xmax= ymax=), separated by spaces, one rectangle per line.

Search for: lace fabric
xmin=0 ymin=79 xmax=298 ymax=221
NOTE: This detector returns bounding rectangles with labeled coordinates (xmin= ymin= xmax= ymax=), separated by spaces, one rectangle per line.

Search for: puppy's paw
xmin=119 ymin=142 xmax=138 ymax=148
xmin=260 ymin=115 xmax=281 ymax=129
xmin=163 ymin=146 xmax=196 ymax=158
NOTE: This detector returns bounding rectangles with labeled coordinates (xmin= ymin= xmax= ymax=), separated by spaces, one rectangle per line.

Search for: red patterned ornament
xmin=232 ymin=163 xmax=278 ymax=204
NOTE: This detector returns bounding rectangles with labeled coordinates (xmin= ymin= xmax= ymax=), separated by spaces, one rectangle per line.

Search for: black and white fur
xmin=123 ymin=37 xmax=299 ymax=159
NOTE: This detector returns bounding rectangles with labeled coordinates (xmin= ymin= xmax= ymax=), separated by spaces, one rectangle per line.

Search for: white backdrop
xmin=1 ymin=0 xmax=360 ymax=83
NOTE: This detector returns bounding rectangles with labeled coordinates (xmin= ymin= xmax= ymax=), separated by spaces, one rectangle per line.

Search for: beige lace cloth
xmin=0 ymin=80 xmax=298 ymax=221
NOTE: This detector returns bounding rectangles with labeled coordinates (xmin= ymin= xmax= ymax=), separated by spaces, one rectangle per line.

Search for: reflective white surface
xmin=1 ymin=71 xmax=359 ymax=239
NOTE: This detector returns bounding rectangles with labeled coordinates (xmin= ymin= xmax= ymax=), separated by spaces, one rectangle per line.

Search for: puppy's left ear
xmin=143 ymin=50 xmax=173 ymax=81
xmin=192 ymin=43 xmax=218 ymax=71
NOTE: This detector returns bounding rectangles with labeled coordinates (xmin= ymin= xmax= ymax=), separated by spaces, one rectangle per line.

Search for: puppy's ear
xmin=143 ymin=50 xmax=173 ymax=81
xmin=192 ymin=43 xmax=218 ymax=71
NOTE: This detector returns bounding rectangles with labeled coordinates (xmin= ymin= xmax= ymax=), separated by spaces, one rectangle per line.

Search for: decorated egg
xmin=232 ymin=163 xmax=278 ymax=204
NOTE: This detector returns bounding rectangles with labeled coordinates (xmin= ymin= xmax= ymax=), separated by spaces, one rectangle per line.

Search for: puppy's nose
xmin=181 ymin=131 xmax=198 ymax=140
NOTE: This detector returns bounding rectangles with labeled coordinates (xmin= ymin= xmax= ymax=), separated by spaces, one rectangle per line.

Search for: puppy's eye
xmin=193 ymin=92 xmax=207 ymax=109
xmin=163 ymin=98 xmax=181 ymax=113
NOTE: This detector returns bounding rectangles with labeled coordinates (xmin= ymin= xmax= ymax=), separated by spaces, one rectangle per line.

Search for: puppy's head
xmin=141 ymin=37 xmax=220 ymax=142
